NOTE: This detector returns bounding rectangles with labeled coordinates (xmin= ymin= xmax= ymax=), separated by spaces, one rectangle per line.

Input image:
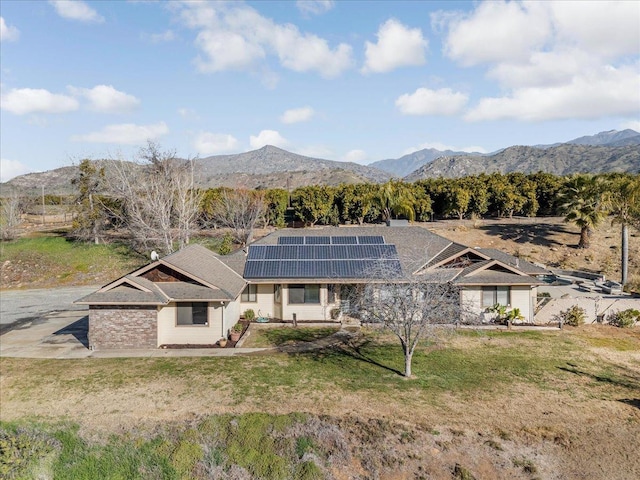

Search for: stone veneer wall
xmin=89 ymin=306 xmax=158 ymax=350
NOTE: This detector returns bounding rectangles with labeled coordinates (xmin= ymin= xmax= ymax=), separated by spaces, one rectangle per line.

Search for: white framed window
xmin=482 ymin=286 xmax=511 ymax=308
xmin=288 ymin=284 xmax=320 ymax=304
xmin=241 ymin=284 xmax=257 ymax=302
xmin=177 ymin=302 xmax=208 ymax=326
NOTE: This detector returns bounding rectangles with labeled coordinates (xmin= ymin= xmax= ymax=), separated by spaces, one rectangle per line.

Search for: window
xmin=274 ymin=284 xmax=282 ymax=303
xmin=482 ymin=286 xmax=511 ymax=308
xmin=288 ymin=284 xmax=320 ymax=304
xmin=177 ymin=302 xmax=208 ymax=326
xmin=241 ymin=284 xmax=257 ymax=302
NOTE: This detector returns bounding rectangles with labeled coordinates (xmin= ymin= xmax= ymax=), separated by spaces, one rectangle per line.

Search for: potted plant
xmin=218 ymin=337 xmax=227 ymax=348
xmin=243 ymin=309 xmax=256 ymax=322
xmin=229 ymin=322 xmax=244 ymax=342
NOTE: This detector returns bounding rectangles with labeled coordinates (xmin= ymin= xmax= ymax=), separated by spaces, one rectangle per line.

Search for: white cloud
xmin=549 ymin=1 xmax=639 ymax=58
xmin=178 ymin=2 xmax=353 ymax=78
xmin=296 ymin=1 xmax=334 ymax=16
xmin=395 ymin=87 xmax=468 ymax=116
xmin=402 ymin=142 xmax=487 ymax=156
xmin=465 ymin=65 xmax=640 ymax=122
xmin=249 ymin=129 xmax=289 ymax=149
xmin=177 ymin=107 xmax=199 ymax=119
xmin=621 ymin=120 xmax=640 ymax=132
xmin=142 ymin=30 xmax=176 ymax=44
xmin=194 ymin=29 xmax=266 ymax=72
xmin=68 ymin=85 xmax=140 ymax=113
xmin=0 ymin=158 xmax=31 ymax=182
xmin=280 ymin=106 xmax=315 ymax=124
xmin=49 ymin=0 xmax=104 ymax=23
xmin=438 ymin=1 xmax=551 ymax=66
xmin=343 ymin=149 xmax=367 ymax=163
xmin=194 ymin=132 xmax=239 ymax=155
xmin=0 ymin=17 xmax=20 ymax=42
xmin=72 ymin=122 xmax=169 ymax=144
xmin=362 ymin=19 xmax=428 ymax=73
xmin=1 ymin=88 xmax=79 ymax=115
xmin=436 ymin=1 xmax=640 ymax=122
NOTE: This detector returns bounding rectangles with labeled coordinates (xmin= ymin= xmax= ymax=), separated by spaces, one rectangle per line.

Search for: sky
xmin=1 ymin=0 xmax=639 ymax=182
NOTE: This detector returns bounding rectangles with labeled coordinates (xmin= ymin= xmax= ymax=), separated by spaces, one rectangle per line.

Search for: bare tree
xmin=351 ymin=272 xmax=469 ymax=378
xmin=104 ymin=142 xmax=202 ymax=254
xmin=210 ymin=188 xmax=266 ymax=246
xmin=0 ymin=188 xmax=23 ymax=240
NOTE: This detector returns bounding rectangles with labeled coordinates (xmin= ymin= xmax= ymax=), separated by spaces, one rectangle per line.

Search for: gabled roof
xmin=477 ymin=248 xmax=549 ymax=275
xmin=76 ymin=244 xmax=247 ymax=305
xmin=416 ymin=243 xmax=491 ymax=273
xmin=76 ymin=275 xmax=168 ymax=305
xmin=454 ymin=270 xmax=542 ymax=286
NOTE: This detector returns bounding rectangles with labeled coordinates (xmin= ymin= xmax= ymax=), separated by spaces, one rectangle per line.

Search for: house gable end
xmin=141 ymin=263 xmax=205 ymax=286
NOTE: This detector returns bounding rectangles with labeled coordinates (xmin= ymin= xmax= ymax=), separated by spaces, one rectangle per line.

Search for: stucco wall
xmin=461 ymin=285 xmax=534 ymax=322
xmin=89 ymin=306 xmax=157 ymax=350
xmin=157 ymin=302 xmax=224 ymax=346
xmin=240 ymin=284 xmax=275 ymax=319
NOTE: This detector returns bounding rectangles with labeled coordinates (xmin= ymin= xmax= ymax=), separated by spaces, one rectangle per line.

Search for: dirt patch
xmin=425 ymin=216 xmax=640 ymax=289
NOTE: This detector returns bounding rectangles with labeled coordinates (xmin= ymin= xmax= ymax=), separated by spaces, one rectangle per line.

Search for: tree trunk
xmin=621 ymin=223 xmax=628 ymax=286
xmin=404 ymin=349 xmax=413 ymax=378
xmin=578 ymin=226 xmax=590 ymax=249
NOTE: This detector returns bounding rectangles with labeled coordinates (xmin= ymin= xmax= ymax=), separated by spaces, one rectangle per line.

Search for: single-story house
xmin=77 ymin=226 xmax=548 ymax=350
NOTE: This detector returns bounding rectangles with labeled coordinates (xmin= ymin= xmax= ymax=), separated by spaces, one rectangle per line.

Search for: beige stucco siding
xmin=281 ymin=284 xmax=335 ymax=321
xmin=223 ymin=299 xmax=241 ymax=336
xmin=157 ymin=302 xmax=224 ymax=346
xmin=240 ymin=284 xmax=275 ymax=319
xmin=461 ymin=285 xmax=535 ymax=322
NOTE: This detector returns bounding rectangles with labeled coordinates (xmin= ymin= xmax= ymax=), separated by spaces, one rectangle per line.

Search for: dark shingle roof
xmin=162 ymin=244 xmax=246 ymax=297
xmin=157 ymin=282 xmax=233 ymax=301
xmin=454 ymin=270 xmax=542 ymax=286
xmin=76 ymin=275 xmax=168 ymax=305
xmin=477 ymin=249 xmax=549 ymax=275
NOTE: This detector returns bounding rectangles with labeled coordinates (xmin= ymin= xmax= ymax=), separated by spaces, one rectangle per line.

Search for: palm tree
xmin=560 ymin=174 xmax=607 ymax=249
xmin=603 ymin=175 xmax=640 ymax=285
xmin=375 ymin=180 xmax=415 ymax=222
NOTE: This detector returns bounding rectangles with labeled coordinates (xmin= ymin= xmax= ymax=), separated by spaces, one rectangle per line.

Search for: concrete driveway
xmin=0 ymin=286 xmax=97 ymax=333
xmin=0 ymin=286 xmax=268 ymax=358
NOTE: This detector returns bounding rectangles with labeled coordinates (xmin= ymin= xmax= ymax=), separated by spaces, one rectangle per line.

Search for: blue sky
xmin=1 ymin=0 xmax=639 ymax=181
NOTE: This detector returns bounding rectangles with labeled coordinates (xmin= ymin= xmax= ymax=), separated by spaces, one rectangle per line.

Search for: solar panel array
xmin=277 ymin=235 xmax=385 ymax=245
xmin=244 ymin=236 xmax=403 ymax=279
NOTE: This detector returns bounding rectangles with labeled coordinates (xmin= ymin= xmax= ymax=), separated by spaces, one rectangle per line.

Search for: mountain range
xmin=2 ymin=129 xmax=638 ymax=194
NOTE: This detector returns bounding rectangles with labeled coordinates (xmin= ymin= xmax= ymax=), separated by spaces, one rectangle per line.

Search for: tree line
xmin=2 ymin=143 xmax=638 ymax=279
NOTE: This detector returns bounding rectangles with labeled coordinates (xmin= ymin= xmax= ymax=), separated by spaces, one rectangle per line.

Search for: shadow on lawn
xmin=618 ymin=398 xmax=640 ymax=410
xmin=558 ymin=364 xmax=640 ymax=390
xmin=478 ymin=222 xmax=575 ymax=247
xmin=285 ymin=333 xmax=405 ymax=377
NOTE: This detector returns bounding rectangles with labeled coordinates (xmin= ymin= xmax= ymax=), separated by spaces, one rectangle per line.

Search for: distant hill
xmin=405 ymin=144 xmax=640 ymax=181
xmin=195 ymin=145 xmax=391 ymax=189
xmin=2 ymin=146 xmax=391 ymax=195
xmin=536 ymin=129 xmax=640 ymax=148
xmin=368 ymin=148 xmax=480 ymax=177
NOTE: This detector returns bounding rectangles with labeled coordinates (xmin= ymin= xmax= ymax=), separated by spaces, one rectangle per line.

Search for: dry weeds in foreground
xmin=1 ymin=326 xmax=639 ymax=479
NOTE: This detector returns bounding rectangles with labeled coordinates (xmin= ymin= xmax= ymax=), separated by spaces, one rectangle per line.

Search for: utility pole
xmin=41 ymin=185 xmax=45 ymax=225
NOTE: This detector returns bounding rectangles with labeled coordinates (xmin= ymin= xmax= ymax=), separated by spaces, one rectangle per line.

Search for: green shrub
xmin=243 ymin=309 xmax=256 ymax=321
xmin=607 ymin=309 xmax=640 ymax=328
xmin=556 ymin=305 xmax=586 ymax=327
xmin=218 ymin=233 xmax=233 ymax=255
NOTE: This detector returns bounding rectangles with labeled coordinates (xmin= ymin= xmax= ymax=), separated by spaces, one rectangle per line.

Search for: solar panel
xmin=305 ymin=236 xmax=331 ymax=245
xmin=331 ymin=236 xmax=358 ymax=244
xmin=358 ymin=235 xmax=385 ymax=244
xmin=278 ymin=236 xmax=304 ymax=245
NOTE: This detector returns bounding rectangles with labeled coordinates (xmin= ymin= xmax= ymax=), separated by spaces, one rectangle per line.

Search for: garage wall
xmin=88 ymin=305 xmax=157 ymax=350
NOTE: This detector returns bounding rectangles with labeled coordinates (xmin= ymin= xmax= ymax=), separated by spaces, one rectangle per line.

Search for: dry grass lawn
xmin=1 ymin=325 xmax=639 ymax=479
